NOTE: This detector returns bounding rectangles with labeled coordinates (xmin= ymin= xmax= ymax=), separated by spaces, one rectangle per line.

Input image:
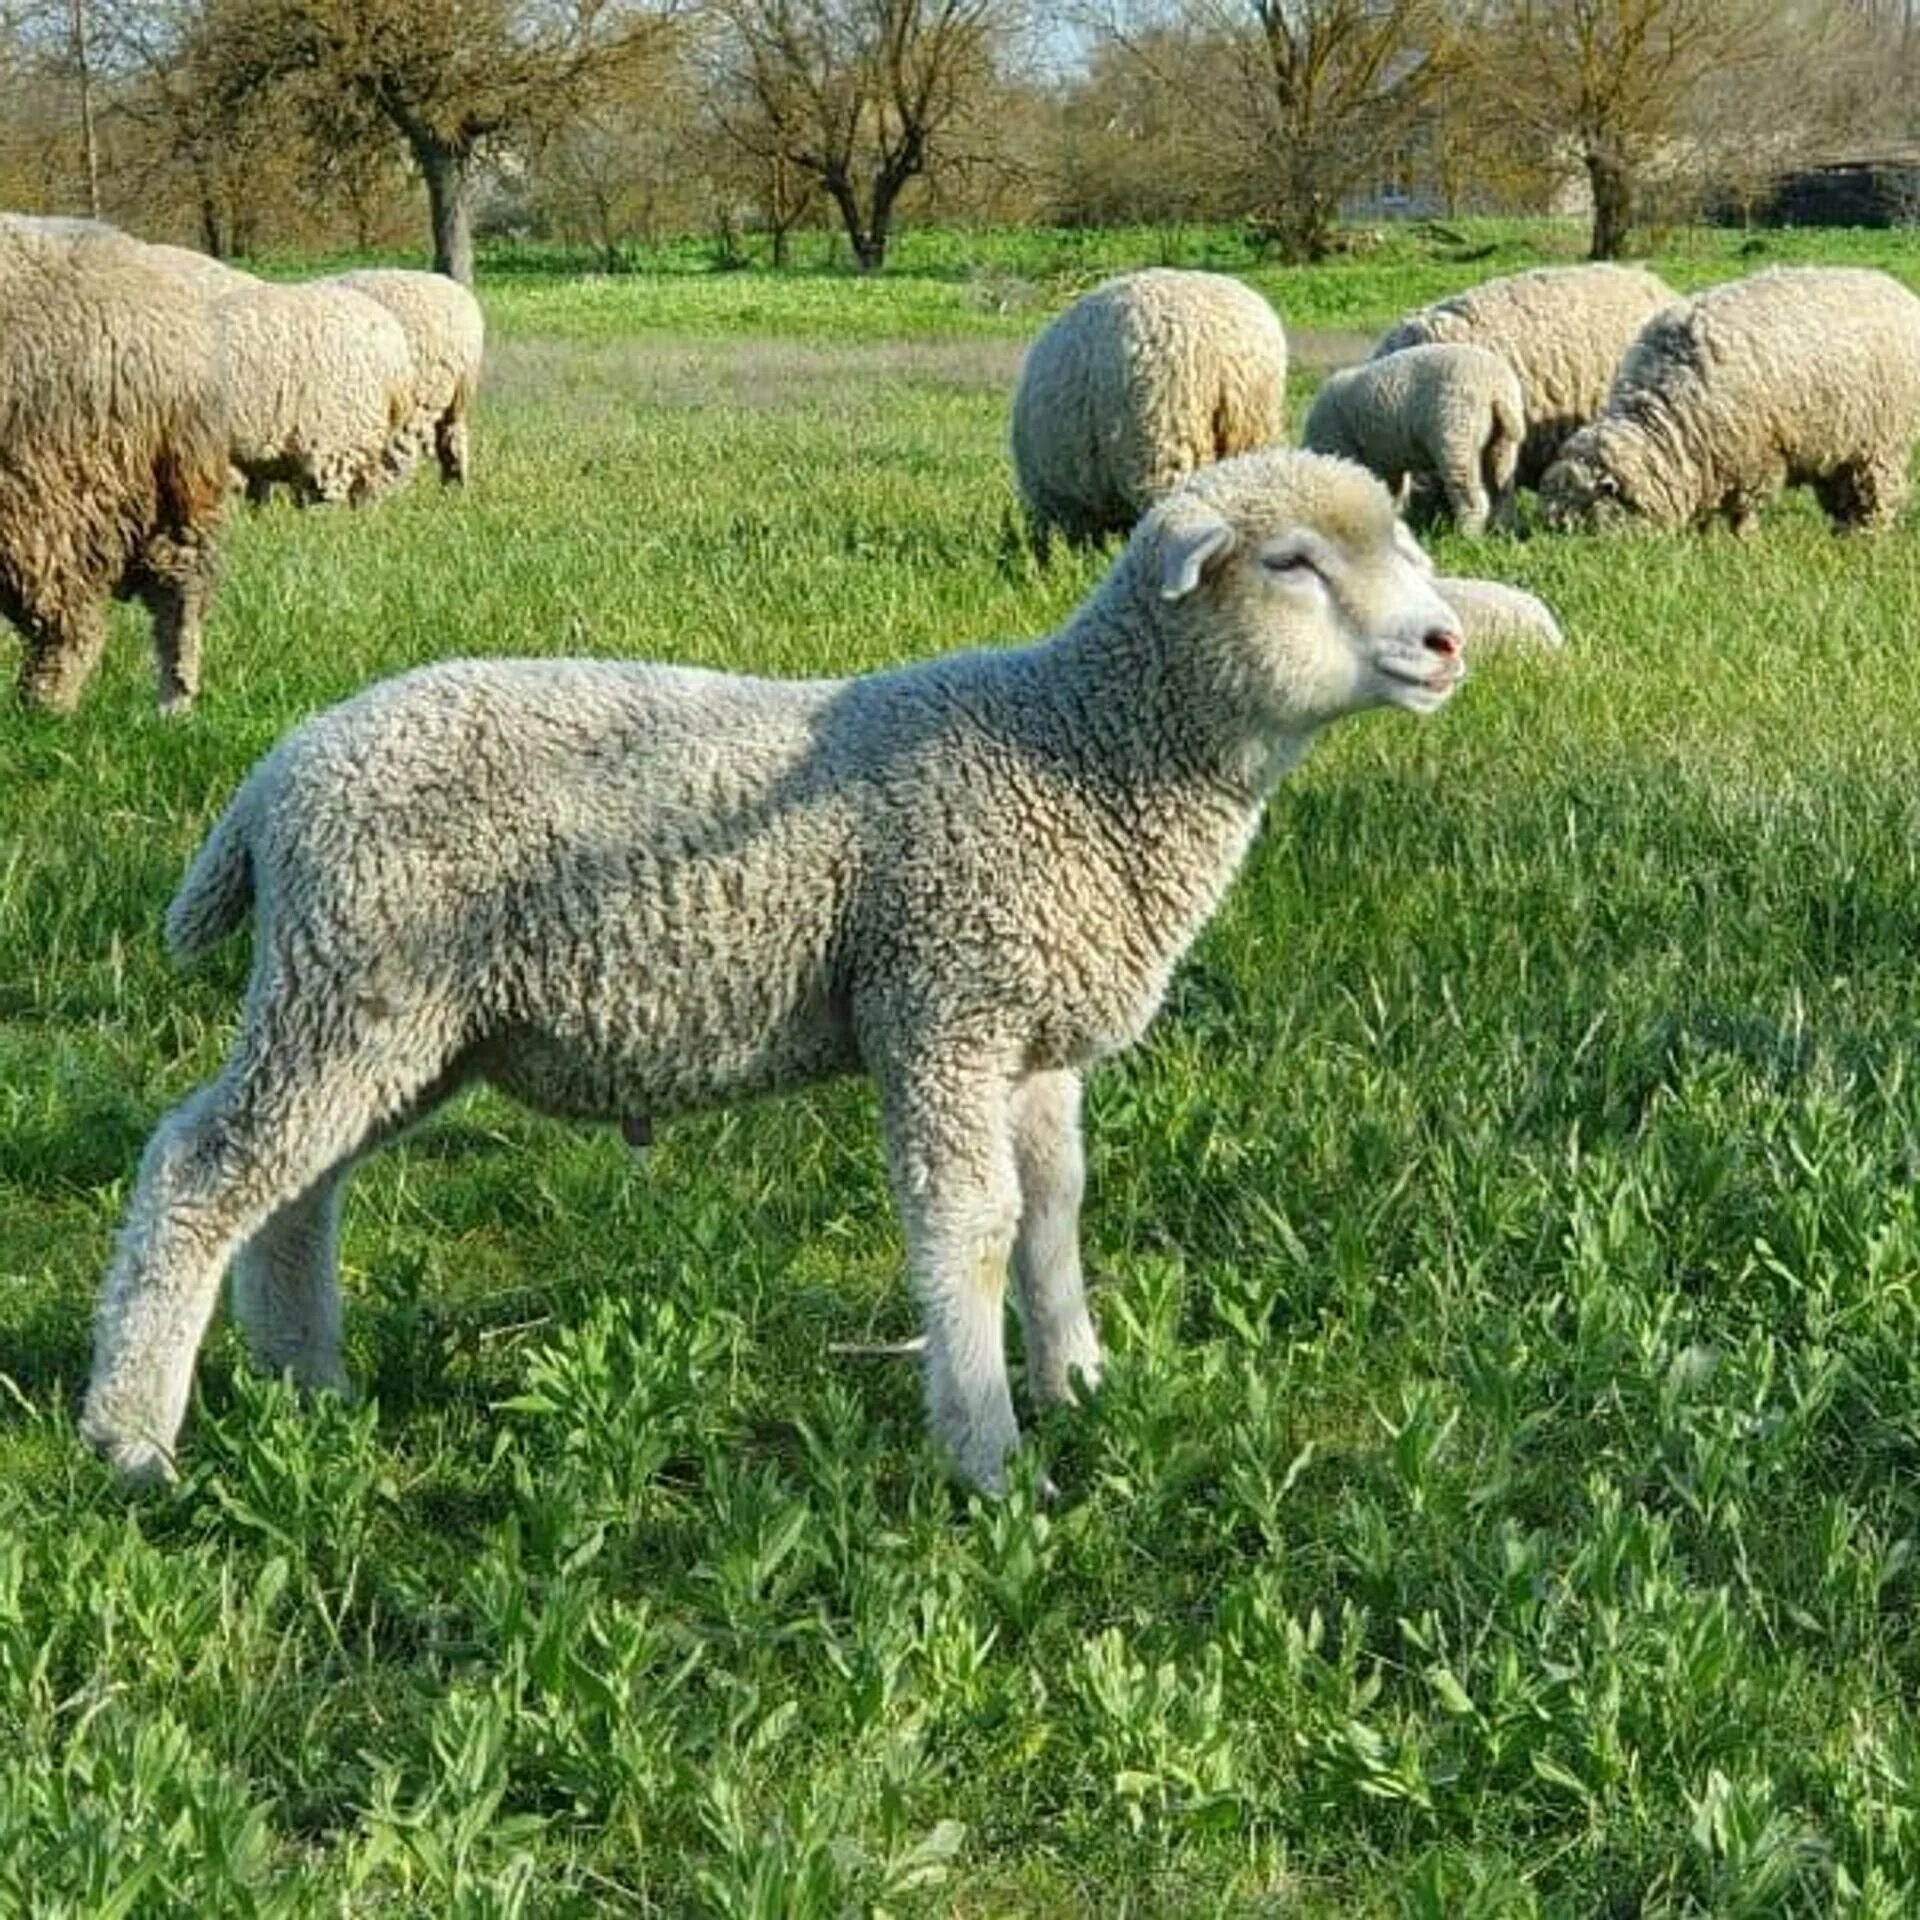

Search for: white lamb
xmin=1539 ymin=266 xmax=1920 ymax=536
xmin=1372 ymin=263 xmax=1678 ymax=487
xmin=1010 ymin=269 xmax=1289 ymax=552
xmin=329 ymin=268 xmax=484 ymax=486
xmin=210 ymin=280 xmax=415 ymax=506
xmin=1303 ymin=344 xmax=1526 ymax=535
xmin=83 ymin=449 xmax=1471 ymax=1494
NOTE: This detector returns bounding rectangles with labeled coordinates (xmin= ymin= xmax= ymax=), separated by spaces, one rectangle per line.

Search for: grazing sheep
xmin=141 ymin=241 xmax=257 ymax=302
xmin=1304 ymin=344 xmax=1526 ymax=534
xmin=1373 ymin=263 xmax=1678 ymax=487
xmin=83 ymin=449 xmax=1469 ymax=1493
xmin=211 ymin=280 xmax=414 ymax=506
xmin=1539 ymin=267 xmax=1920 ymax=537
xmin=0 ymin=218 xmax=232 ymax=713
xmin=330 ymin=268 xmax=484 ymax=486
xmin=1011 ymin=269 xmax=1289 ymax=552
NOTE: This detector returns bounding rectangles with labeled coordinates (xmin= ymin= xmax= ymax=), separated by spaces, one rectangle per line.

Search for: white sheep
xmin=1539 ymin=266 xmax=1920 ymax=537
xmin=1303 ymin=344 xmax=1526 ymax=535
xmin=329 ymin=268 xmax=484 ymax=486
xmin=0 ymin=216 xmax=232 ymax=713
xmin=210 ymin=279 xmax=415 ymax=506
xmin=82 ymin=448 xmax=1471 ymax=1494
xmin=140 ymin=241 xmax=257 ymax=302
xmin=1010 ymin=269 xmax=1289 ymax=552
xmin=1372 ymin=263 xmax=1678 ymax=487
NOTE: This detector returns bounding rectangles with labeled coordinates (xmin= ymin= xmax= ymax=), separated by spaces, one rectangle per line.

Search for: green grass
xmin=10 ymin=223 xmax=1920 ymax=1913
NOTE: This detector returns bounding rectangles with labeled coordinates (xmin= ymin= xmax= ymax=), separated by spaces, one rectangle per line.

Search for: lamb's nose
xmin=1423 ymin=626 xmax=1463 ymax=660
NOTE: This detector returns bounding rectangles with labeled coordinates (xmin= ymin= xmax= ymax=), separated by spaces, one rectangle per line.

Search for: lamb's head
xmin=1140 ymin=450 xmax=1467 ymax=731
xmin=1539 ymin=424 xmax=1649 ymax=532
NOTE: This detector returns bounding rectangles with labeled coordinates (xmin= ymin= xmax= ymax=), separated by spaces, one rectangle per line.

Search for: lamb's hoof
xmin=157 ymin=693 xmax=196 ymax=719
xmin=79 ymin=1414 xmax=178 ymax=1487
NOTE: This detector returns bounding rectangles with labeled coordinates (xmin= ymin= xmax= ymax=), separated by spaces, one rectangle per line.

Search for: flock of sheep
xmin=1013 ymin=259 xmax=1920 ymax=548
xmin=25 ymin=233 xmax=1919 ymax=1494
xmin=0 ymin=212 xmax=481 ymax=713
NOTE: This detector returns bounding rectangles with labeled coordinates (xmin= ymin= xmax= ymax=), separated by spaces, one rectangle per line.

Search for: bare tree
xmin=1089 ymin=1 xmax=1453 ymax=263
xmin=206 ymin=0 xmax=677 ymax=282
xmin=702 ymin=0 xmax=1011 ymax=272
xmin=1464 ymin=0 xmax=1801 ymax=259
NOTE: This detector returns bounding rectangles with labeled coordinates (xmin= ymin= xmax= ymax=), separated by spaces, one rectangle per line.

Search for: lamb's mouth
xmin=1378 ymin=655 xmax=1465 ymax=696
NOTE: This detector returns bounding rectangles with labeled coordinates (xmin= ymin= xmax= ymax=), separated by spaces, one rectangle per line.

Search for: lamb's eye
xmin=1263 ymin=550 xmax=1319 ymax=579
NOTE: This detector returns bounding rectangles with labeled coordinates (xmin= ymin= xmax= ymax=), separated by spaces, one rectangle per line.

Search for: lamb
xmin=328 ymin=268 xmax=484 ymax=486
xmin=1010 ymin=269 xmax=1289 ymax=552
xmin=1372 ymin=263 xmax=1678 ymax=487
xmin=210 ymin=279 xmax=415 ymax=506
xmin=1303 ymin=344 xmax=1526 ymax=535
xmin=0 ymin=217 xmax=232 ymax=713
xmin=1538 ymin=267 xmax=1920 ymax=537
xmin=82 ymin=448 xmax=1469 ymax=1494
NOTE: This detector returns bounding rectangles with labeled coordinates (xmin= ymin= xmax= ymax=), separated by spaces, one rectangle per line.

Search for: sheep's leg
xmin=878 ymin=1061 xmax=1023 ymax=1493
xmin=1823 ymin=457 xmax=1908 ymax=533
xmin=1439 ymin=456 xmax=1491 ymax=537
xmin=1011 ymin=1069 xmax=1101 ymax=1408
xmin=244 ymin=474 xmax=274 ymax=508
xmin=82 ymin=1020 xmax=430 ymax=1482
xmin=16 ymin=601 xmax=108 ymax=713
xmin=143 ymin=572 xmax=209 ymax=716
xmin=230 ymin=1168 xmax=352 ymax=1395
xmin=435 ymin=411 xmax=470 ymax=486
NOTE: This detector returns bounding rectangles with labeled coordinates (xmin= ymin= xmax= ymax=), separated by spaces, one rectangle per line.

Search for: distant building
xmin=1716 ymin=149 xmax=1920 ymax=228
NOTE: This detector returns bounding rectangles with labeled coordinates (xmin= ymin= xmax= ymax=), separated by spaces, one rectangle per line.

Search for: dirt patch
xmin=1291 ymin=328 xmax=1376 ymax=374
xmin=489 ymin=335 xmax=1028 ymax=414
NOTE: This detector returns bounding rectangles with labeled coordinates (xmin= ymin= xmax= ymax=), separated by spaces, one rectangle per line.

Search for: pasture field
xmin=8 ymin=222 xmax=1920 ymax=1915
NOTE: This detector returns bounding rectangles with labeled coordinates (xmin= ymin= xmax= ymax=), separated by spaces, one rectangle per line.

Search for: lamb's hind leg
xmin=230 ymin=1169 xmax=352 ymax=1395
xmin=83 ymin=1012 xmax=445 ymax=1481
xmin=1438 ymin=450 xmax=1491 ymax=537
xmin=877 ymin=1054 xmax=1023 ymax=1493
xmin=1011 ymin=1069 xmax=1102 ymax=1408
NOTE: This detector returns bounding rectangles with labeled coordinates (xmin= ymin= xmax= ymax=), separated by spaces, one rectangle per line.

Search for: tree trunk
xmin=417 ymin=138 xmax=476 ymax=284
xmin=823 ymin=173 xmax=882 ymax=272
xmin=1586 ymin=146 xmax=1632 ymax=260
xmin=70 ymin=0 xmax=100 ymax=219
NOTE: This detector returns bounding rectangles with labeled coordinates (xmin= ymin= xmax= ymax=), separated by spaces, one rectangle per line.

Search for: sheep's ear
xmin=1157 ymin=506 xmax=1236 ymax=601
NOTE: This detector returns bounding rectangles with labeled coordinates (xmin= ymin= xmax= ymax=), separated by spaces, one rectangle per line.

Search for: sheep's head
xmin=1143 ymin=450 xmax=1466 ymax=732
xmin=1538 ymin=426 xmax=1644 ymax=532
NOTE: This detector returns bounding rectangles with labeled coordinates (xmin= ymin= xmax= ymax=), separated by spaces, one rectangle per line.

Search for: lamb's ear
xmin=1156 ymin=504 xmax=1237 ymax=601
xmin=1392 ymin=519 xmax=1436 ymax=575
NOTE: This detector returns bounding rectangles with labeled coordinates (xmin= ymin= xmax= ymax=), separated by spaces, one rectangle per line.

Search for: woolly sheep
xmin=1010 ymin=269 xmax=1289 ymax=552
xmin=210 ymin=279 xmax=415 ymax=506
xmin=1303 ymin=344 xmax=1526 ymax=535
xmin=1539 ymin=267 xmax=1920 ymax=538
xmin=82 ymin=448 xmax=1471 ymax=1493
xmin=140 ymin=241 xmax=257 ymax=302
xmin=329 ymin=268 xmax=484 ymax=486
xmin=1372 ymin=263 xmax=1678 ymax=487
xmin=0 ymin=217 xmax=231 ymax=713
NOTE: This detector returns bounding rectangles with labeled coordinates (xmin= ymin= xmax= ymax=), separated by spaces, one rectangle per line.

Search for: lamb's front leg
xmin=1011 ymin=1069 xmax=1102 ymax=1407
xmin=878 ymin=1058 xmax=1023 ymax=1493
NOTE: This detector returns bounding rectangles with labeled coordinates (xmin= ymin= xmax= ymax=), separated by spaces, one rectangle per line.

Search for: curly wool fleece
xmin=84 ymin=449 xmax=1470 ymax=1494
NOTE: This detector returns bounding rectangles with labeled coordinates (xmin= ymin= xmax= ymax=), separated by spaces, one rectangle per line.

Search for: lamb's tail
xmin=1484 ymin=385 xmax=1525 ymax=506
xmin=164 ymin=774 xmax=260 ymax=962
